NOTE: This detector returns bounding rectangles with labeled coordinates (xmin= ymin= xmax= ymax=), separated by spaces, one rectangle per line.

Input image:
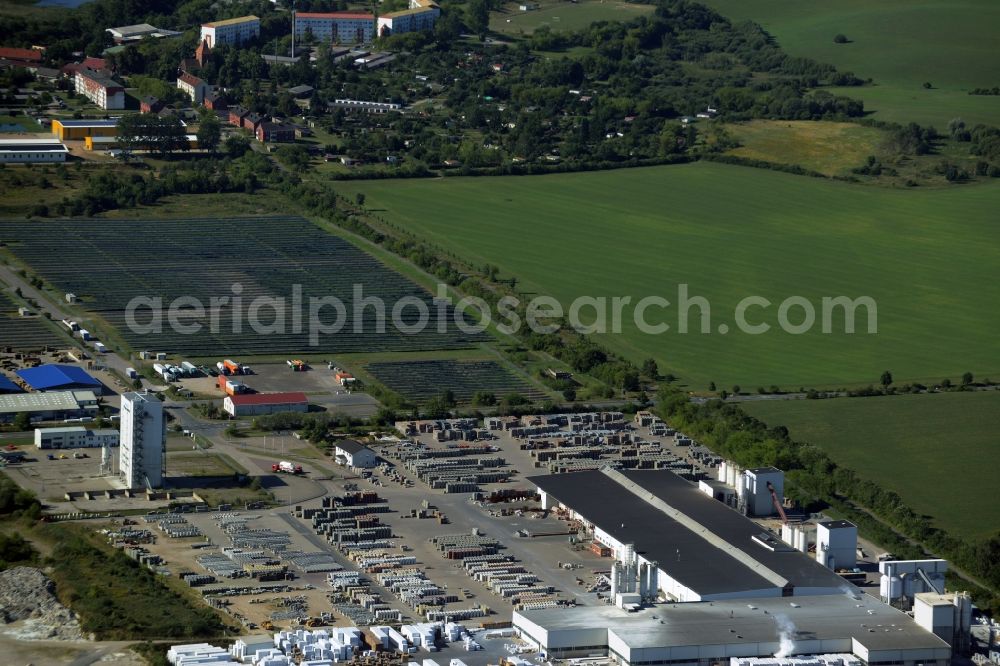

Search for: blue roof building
xmin=15 ymin=364 xmax=102 ymax=392
xmin=0 ymin=375 xmax=20 ymax=393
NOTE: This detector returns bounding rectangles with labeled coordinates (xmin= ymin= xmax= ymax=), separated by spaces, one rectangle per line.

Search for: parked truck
xmin=217 ymin=375 xmax=245 ymax=395
xmin=223 ymin=359 xmax=241 ymax=375
xmin=78 ymin=329 xmax=91 ymax=341
xmin=125 ymin=367 xmax=137 ymax=379
xmin=180 ymin=361 xmax=198 ymax=375
xmin=272 ymin=461 xmax=303 ymax=474
xmin=93 ymin=341 xmax=106 ymax=353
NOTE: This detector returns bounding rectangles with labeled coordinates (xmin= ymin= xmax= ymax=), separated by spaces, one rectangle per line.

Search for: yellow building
xmin=52 ymin=119 xmax=119 ymax=141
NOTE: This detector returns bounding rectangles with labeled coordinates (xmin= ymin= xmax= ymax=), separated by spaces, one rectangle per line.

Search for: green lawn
xmin=725 ymin=120 xmax=885 ymax=176
xmin=743 ymin=391 xmax=1000 ymax=539
xmin=491 ymin=0 xmax=654 ymax=36
xmin=699 ymin=0 xmax=1000 ymax=128
xmin=339 ymin=162 xmax=1000 ymax=389
xmin=0 ymin=114 xmax=42 ymax=133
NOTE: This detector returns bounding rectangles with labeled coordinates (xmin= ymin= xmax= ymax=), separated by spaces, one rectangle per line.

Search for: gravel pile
xmin=0 ymin=567 xmax=84 ymax=640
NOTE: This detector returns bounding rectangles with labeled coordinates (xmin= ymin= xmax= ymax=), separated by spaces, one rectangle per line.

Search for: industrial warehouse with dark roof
xmin=529 ymin=468 xmax=846 ymax=600
xmin=517 ymin=467 xmax=952 ymax=664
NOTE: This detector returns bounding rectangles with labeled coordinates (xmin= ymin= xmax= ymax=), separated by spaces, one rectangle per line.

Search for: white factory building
xmin=0 ymin=139 xmax=69 ymax=163
xmin=519 ymin=468 xmax=954 ymax=665
xmin=0 ymin=389 xmax=98 ymax=423
xmin=119 ymin=390 xmax=166 ymax=489
xmin=334 ymin=439 xmax=377 ymax=468
xmin=714 ymin=461 xmax=785 ymax=517
xmin=879 ymin=558 xmax=949 ymax=607
xmin=815 ymin=520 xmax=858 ymax=570
xmin=514 ymin=595 xmax=951 ymax=666
xmin=200 ymin=15 xmax=260 ymax=48
xmin=35 ymin=425 xmax=118 ymax=449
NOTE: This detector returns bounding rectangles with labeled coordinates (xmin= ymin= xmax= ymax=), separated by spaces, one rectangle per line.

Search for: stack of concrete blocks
xmin=246 ymin=649 xmax=285 ymax=665
xmin=230 ymin=636 xmax=276 ymax=662
xmin=167 ymin=643 xmax=239 ymax=665
xmin=274 ymin=628 xmax=360 ymax=662
xmin=442 ymin=622 xmax=465 ymax=642
xmin=371 ymin=624 xmax=415 ymax=653
xmin=402 ymin=622 xmax=440 ymax=651
xmin=327 ymin=570 xmax=362 ymax=589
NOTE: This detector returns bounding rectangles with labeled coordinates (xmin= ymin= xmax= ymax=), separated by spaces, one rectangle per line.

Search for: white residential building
xmin=35 ymin=426 xmax=119 ymax=449
xmin=177 ymin=72 xmax=210 ymax=104
xmin=200 ymin=15 xmax=260 ymax=48
xmin=295 ymin=12 xmax=375 ymax=43
xmin=377 ymin=0 xmax=440 ymax=36
xmin=119 ymin=390 xmax=166 ymax=489
xmin=74 ymin=68 xmax=125 ymax=110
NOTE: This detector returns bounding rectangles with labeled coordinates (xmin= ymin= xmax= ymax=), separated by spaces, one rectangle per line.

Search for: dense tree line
xmin=116 ymin=114 xmax=189 ymax=157
xmin=654 ymin=389 xmax=1000 ymax=613
xmin=0 ymin=474 xmax=41 ymax=520
xmin=44 ymin=527 xmax=228 ymax=639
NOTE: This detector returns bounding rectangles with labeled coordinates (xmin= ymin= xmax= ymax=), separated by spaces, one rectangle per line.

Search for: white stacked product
xmin=166 ymin=643 xmax=238 ymax=665
xmin=401 ymin=622 xmax=439 ymax=651
xmin=274 ymin=628 xmax=361 ymax=662
xmin=230 ymin=636 xmax=276 ymax=661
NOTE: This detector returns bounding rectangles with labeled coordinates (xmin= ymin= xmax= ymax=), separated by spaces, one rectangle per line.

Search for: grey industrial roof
xmin=529 ymin=469 xmax=846 ymax=597
xmin=746 ymin=466 xmax=782 ymax=474
xmin=516 ymin=593 xmax=949 ymax=653
xmin=0 ymin=141 xmax=68 ymax=152
xmin=336 ymin=439 xmax=371 ymax=454
xmin=820 ymin=520 xmax=856 ymax=529
xmin=0 ymin=390 xmax=96 ymax=414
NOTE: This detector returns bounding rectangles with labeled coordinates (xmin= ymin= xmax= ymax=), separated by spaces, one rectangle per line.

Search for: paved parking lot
xmin=177 ymin=362 xmax=381 ymax=417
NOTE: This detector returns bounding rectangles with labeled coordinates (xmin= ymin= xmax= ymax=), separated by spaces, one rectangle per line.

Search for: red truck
xmin=272 ymin=461 xmax=303 ymax=474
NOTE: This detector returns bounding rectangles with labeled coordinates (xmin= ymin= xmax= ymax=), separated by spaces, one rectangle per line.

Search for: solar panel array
xmin=0 ymin=217 xmax=488 ymax=356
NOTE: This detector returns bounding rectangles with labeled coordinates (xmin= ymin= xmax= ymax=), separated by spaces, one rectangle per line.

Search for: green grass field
xmin=490 ymin=0 xmax=653 ymax=36
xmin=699 ymin=0 xmax=1000 ymax=129
xmin=725 ymin=120 xmax=885 ymax=176
xmin=743 ymin=391 xmax=1000 ymax=539
xmin=340 ymin=162 xmax=1000 ymax=389
xmin=0 ymin=114 xmax=42 ymax=133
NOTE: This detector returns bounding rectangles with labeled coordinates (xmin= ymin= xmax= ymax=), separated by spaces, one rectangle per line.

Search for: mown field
xmin=699 ymin=0 xmax=1000 ymax=128
xmin=339 ymin=162 xmax=1000 ymax=389
xmin=0 ymin=217 xmax=488 ymax=357
xmin=743 ymin=391 xmax=1000 ymax=539
xmin=490 ymin=0 xmax=654 ymax=36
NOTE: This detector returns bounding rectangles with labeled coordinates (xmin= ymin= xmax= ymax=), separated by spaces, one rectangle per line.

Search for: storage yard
xmin=64 ymin=410 xmax=781 ymax=634
xmin=2 ymin=405 xmax=976 ymax=665
xmin=0 ymin=216 xmax=489 ymax=356
xmin=173 ymin=361 xmax=381 ymax=418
